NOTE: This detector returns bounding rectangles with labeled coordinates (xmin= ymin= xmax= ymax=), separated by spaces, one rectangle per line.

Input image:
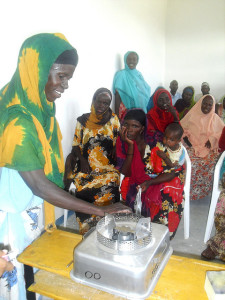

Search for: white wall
xmin=0 ymin=0 xmax=167 ymax=160
xmin=1 ymin=0 xmax=224 ymax=219
xmin=165 ymin=0 xmax=225 ymax=100
xmin=0 ymin=0 xmax=167 ymax=219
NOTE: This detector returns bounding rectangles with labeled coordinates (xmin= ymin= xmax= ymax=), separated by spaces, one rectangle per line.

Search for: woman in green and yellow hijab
xmin=0 ymin=33 xmax=129 ymax=299
xmin=174 ymin=86 xmax=195 ymax=119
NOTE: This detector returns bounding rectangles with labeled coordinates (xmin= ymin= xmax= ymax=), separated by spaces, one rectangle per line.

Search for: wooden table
xmin=18 ymin=229 xmax=225 ymax=300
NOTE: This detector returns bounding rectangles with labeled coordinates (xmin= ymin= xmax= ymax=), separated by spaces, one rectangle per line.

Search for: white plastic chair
xmin=183 ymin=146 xmax=191 ymax=239
xmin=119 ymin=146 xmax=191 ymax=239
xmin=204 ymin=151 xmax=225 ymax=243
xmin=64 ymin=182 xmax=76 ymax=227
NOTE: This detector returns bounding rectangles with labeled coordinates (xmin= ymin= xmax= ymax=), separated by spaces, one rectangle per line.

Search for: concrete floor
xmin=171 ymin=195 xmax=213 ymax=259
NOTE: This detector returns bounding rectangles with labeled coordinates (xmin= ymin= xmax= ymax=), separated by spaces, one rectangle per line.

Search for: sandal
xmin=201 ymin=246 xmax=216 ymax=260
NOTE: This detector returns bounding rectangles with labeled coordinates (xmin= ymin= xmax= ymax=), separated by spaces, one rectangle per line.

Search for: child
xmin=150 ymin=122 xmax=185 ymax=175
xmin=0 ymin=249 xmax=17 ymax=291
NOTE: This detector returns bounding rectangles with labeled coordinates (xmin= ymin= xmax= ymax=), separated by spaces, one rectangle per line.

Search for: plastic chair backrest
xmin=204 ymin=151 xmax=225 ymax=243
xmin=183 ymin=146 xmax=191 ymax=239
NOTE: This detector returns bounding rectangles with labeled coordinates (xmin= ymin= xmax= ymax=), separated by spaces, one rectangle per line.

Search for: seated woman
xmin=64 ymin=88 xmax=121 ymax=234
xmin=113 ymin=51 xmax=151 ymax=120
xmin=216 ymin=95 xmax=225 ymax=122
xmin=116 ymin=109 xmax=185 ymax=239
xmin=146 ymin=86 xmax=164 ymax=112
xmin=201 ymin=158 xmax=225 ymax=262
xmin=174 ymin=86 xmax=195 ymax=119
xmin=181 ymin=95 xmax=224 ymax=200
xmin=219 ymin=127 xmax=225 ymax=152
xmin=146 ymin=88 xmax=179 ymax=147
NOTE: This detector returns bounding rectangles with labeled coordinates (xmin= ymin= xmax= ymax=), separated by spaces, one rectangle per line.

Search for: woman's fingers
xmin=103 ymin=202 xmax=132 ymax=214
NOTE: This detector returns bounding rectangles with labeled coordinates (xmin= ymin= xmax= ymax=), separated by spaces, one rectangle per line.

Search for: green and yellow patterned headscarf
xmin=0 ymin=33 xmax=78 ymax=188
xmin=178 ymin=86 xmax=195 ymax=119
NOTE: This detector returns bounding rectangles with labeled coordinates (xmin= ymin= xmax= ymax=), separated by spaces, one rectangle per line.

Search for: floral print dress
xmin=207 ymin=188 xmax=225 ymax=261
xmin=117 ymin=139 xmax=185 ymax=239
xmin=70 ymin=114 xmax=120 ymax=233
xmin=185 ymin=146 xmax=219 ymax=200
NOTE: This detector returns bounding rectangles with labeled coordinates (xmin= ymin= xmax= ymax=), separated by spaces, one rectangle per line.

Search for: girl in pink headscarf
xmin=181 ymin=95 xmax=224 ymax=200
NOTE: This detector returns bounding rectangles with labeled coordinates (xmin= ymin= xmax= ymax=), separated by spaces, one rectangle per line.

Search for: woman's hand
xmin=138 ymin=181 xmax=151 ymax=193
xmin=101 ymin=202 xmax=132 ymax=215
xmin=120 ymin=126 xmax=133 ymax=146
xmin=205 ymin=140 xmax=211 ymax=149
xmin=0 ymin=250 xmax=14 ymax=277
xmin=80 ymin=156 xmax=91 ymax=174
xmin=166 ymin=104 xmax=176 ymax=114
xmin=166 ymin=104 xmax=179 ymax=122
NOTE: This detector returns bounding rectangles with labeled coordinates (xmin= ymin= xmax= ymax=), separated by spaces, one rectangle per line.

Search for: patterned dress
xmin=69 ymin=113 xmax=120 ymax=233
xmin=207 ymin=188 xmax=225 ymax=262
xmin=0 ymin=33 xmax=77 ymax=299
xmin=185 ymin=146 xmax=219 ymax=200
xmin=117 ymin=138 xmax=185 ymax=239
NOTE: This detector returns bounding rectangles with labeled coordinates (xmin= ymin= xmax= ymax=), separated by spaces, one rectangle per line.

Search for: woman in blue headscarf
xmin=113 ymin=51 xmax=151 ymax=120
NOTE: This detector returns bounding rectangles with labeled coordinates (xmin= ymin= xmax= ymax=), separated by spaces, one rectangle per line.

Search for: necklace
xmin=166 ymin=143 xmax=181 ymax=154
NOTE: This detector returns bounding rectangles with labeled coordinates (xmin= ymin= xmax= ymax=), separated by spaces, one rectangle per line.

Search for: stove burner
xmin=112 ymin=228 xmax=135 ymax=241
xmin=96 ymin=214 xmax=152 ymax=253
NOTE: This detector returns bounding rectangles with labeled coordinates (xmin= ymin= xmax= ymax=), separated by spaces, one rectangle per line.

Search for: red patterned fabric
xmin=120 ymin=176 xmax=130 ymax=201
xmin=147 ymin=89 xmax=179 ymax=133
xmin=128 ymin=142 xmax=185 ymax=239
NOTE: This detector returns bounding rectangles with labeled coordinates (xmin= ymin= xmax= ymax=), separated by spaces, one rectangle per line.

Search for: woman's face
xmin=183 ymin=90 xmax=193 ymax=105
xmin=123 ymin=119 xmax=144 ymax=141
xmin=45 ymin=63 xmax=75 ymax=102
xmin=94 ymin=93 xmax=111 ymax=115
xmin=157 ymin=92 xmax=171 ymax=110
xmin=126 ymin=53 xmax=138 ymax=70
xmin=201 ymin=96 xmax=213 ymax=114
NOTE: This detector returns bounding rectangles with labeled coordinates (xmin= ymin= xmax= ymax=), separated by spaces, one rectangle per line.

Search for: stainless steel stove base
xmin=71 ymin=222 xmax=173 ymax=299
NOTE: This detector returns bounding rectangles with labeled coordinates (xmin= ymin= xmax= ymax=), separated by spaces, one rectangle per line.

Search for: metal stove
xmin=71 ymin=213 xmax=172 ymax=299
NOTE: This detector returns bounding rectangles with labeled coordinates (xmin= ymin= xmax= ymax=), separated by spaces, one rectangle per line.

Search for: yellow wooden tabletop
xmin=18 ymin=229 xmax=225 ymax=299
xmin=18 ymin=229 xmax=82 ymax=278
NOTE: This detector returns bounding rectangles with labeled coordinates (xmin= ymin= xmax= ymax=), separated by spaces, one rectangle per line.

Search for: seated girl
xmin=64 ymin=88 xmax=121 ymax=234
xmin=116 ymin=109 xmax=185 ymax=239
xmin=151 ymin=122 xmax=185 ymax=176
xmin=181 ymin=95 xmax=224 ymax=200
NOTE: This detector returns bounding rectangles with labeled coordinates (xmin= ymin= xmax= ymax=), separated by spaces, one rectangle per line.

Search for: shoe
xmin=201 ymin=246 xmax=216 ymax=261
